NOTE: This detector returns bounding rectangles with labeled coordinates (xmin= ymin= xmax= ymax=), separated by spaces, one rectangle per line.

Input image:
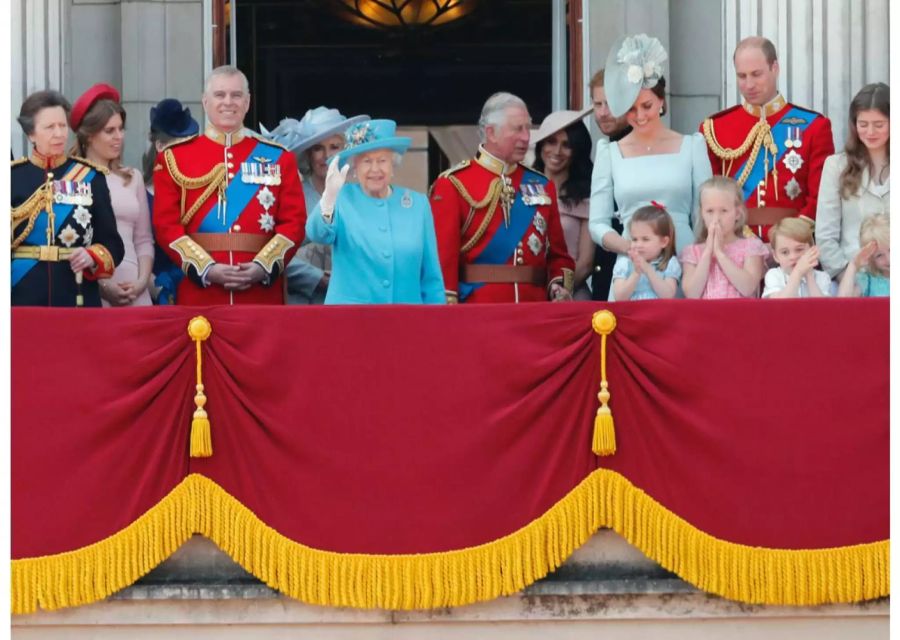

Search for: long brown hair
xmin=840 ymin=83 xmax=890 ymax=199
xmin=629 ymin=204 xmax=676 ymax=270
xmin=69 ymin=98 xmax=133 ymax=185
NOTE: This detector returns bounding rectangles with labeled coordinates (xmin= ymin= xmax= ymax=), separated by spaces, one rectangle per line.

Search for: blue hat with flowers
xmin=149 ymin=98 xmax=200 ymax=138
xmin=604 ymin=34 xmax=668 ymax=118
xmin=260 ymin=106 xmax=370 ymax=153
xmin=333 ymin=119 xmax=411 ymax=167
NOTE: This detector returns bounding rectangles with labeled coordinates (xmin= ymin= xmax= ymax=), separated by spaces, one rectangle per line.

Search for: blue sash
xmin=12 ymin=168 xmax=96 ymax=287
xmin=459 ymin=173 xmax=545 ymax=301
xmin=197 ymin=141 xmax=283 ymax=233
xmin=737 ymin=106 xmax=815 ymax=202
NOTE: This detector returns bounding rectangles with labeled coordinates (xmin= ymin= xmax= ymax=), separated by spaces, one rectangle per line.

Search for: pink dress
xmin=680 ymin=236 xmax=769 ymax=299
xmin=103 ymin=170 xmax=155 ymax=307
xmin=559 ymin=198 xmax=591 ymax=300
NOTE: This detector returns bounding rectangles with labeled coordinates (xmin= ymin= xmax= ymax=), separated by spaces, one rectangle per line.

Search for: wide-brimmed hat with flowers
xmin=260 ymin=106 xmax=369 ymax=154
xmin=604 ymin=34 xmax=669 ymax=118
xmin=333 ymin=119 xmax=411 ymax=167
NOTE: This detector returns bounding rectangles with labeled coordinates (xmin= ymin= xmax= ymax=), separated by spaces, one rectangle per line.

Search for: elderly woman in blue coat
xmin=306 ymin=119 xmax=445 ymax=304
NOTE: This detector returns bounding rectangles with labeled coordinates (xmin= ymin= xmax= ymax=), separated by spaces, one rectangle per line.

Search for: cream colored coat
xmin=816 ymin=152 xmax=890 ymax=278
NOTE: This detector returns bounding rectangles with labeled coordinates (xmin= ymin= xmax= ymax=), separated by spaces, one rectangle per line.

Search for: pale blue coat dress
xmin=306 ymin=182 xmax=445 ymax=304
xmin=589 ymin=133 xmax=713 ymax=299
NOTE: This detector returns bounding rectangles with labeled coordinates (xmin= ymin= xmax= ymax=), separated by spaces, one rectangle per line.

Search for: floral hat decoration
xmin=603 ymin=34 xmax=669 ymax=118
xmin=333 ymin=119 xmax=411 ymax=168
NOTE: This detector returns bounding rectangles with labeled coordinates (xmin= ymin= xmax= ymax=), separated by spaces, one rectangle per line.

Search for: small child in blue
xmin=612 ymin=203 xmax=681 ymax=301
xmin=838 ymin=213 xmax=890 ymax=297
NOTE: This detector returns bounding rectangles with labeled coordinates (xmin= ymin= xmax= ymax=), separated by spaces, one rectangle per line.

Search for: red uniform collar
xmin=29 ymin=149 xmax=67 ymax=170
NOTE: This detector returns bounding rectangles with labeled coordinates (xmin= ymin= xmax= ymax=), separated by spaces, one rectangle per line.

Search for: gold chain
xmin=703 ymin=118 xmax=777 ymax=188
xmin=11 ymin=178 xmax=54 ymax=250
xmin=164 ymin=149 xmax=228 ymax=225
xmin=460 ymin=187 xmax=502 ymax=254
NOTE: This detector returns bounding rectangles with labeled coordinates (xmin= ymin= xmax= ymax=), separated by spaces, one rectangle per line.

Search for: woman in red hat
xmin=70 ymin=83 xmax=154 ymax=306
xmin=11 ymin=89 xmax=124 ymax=306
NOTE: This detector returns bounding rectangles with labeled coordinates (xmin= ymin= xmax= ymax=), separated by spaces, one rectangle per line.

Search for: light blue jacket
xmin=285 ymin=177 xmax=327 ymax=304
xmin=306 ymin=182 xmax=445 ymax=304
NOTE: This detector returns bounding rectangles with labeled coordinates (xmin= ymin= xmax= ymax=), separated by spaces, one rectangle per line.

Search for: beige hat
xmin=532 ymin=107 xmax=593 ymax=145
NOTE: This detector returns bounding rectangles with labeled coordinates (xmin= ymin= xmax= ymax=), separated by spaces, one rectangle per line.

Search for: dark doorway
xmin=236 ymin=0 xmax=553 ymax=132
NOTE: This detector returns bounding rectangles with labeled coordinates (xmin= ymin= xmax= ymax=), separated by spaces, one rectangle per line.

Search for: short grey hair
xmin=478 ymin=92 xmax=528 ymax=142
xmin=204 ymin=65 xmax=250 ymax=96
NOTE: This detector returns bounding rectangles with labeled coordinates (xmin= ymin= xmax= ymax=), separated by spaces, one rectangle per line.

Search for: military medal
xmin=533 ymin=212 xmax=547 ymax=235
xmin=57 ymin=224 xmax=80 ymax=247
xmin=256 ymin=186 xmax=276 ymax=210
xmin=83 ymin=226 xmax=94 ymax=246
xmin=783 ymin=149 xmax=803 ymax=174
xmin=785 ymin=177 xmax=802 ymax=200
xmin=401 ymin=190 xmax=413 ymax=208
xmin=527 ymin=232 xmax=543 ymax=256
xmin=73 ymin=206 xmax=92 ymax=228
xmin=258 ymin=212 xmax=275 ymax=232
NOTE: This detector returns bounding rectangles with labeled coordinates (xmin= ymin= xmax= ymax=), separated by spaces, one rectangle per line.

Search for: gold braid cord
xmin=163 ymin=149 xmax=227 ymax=226
xmin=702 ymin=119 xmax=777 ymax=188
xmin=11 ymin=179 xmax=54 ymax=250
xmin=448 ymin=175 xmax=504 ymax=254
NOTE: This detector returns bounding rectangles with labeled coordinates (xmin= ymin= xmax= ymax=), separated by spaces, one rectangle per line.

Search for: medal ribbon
xmin=736 ymin=107 xmax=817 ymax=202
xmin=197 ymin=141 xmax=283 ymax=233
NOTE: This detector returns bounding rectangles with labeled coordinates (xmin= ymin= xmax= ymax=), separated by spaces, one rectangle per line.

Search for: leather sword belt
xmin=11 ymin=246 xmax=76 ymax=261
xmin=461 ymin=264 xmax=547 ymax=286
xmin=190 ymin=233 xmax=269 ymax=253
xmin=747 ymin=207 xmax=798 ymax=227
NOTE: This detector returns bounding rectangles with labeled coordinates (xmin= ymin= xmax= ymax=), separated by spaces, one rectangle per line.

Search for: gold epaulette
xmin=11 ymin=157 xmax=28 ymax=167
xmin=160 ymin=134 xmax=198 ymax=152
xmin=437 ymin=159 xmax=470 ymax=180
xmin=69 ymin=156 xmax=110 ymax=175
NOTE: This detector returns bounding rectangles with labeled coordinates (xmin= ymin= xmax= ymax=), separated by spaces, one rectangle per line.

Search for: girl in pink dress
xmin=70 ymin=84 xmax=154 ymax=307
xmin=681 ymin=176 xmax=768 ymax=299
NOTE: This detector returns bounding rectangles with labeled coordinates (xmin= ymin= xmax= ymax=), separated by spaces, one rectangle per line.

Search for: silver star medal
xmin=532 ymin=212 xmax=547 ymax=235
xmin=785 ymin=177 xmax=802 ymax=200
xmin=527 ymin=232 xmax=543 ymax=256
xmin=73 ymin=205 xmax=92 ymax=228
xmin=258 ymin=212 xmax=275 ymax=232
xmin=83 ymin=226 xmax=94 ymax=246
xmin=57 ymin=224 xmax=80 ymax=247
xmin=256 ymin=186 xmax=276 ymax=210
xmin=783 ymin=150 xmax=804 ymax=174
xmin=401 ymin=190 xmax=413 ymax=208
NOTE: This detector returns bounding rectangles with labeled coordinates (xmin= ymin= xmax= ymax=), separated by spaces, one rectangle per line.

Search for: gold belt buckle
xmin=39 ymin=246 xmax=60 ymax=261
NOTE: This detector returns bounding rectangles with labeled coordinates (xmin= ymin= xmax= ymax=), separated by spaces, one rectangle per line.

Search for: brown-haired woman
xmin=70 ymin=83 xmax=154 ymax=306
xmin=12 ymin=89 xmax=124 ymax=306
xmin=816 ymin=82 xmax=890 ymax=280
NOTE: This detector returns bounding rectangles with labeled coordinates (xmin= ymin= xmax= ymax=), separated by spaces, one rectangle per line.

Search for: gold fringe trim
xmin=12 ymin=470 xmax=890 ymax=615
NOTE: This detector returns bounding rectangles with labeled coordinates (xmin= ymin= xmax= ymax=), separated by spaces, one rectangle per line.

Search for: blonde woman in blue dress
xmin=589 ymin=34 xmax=712 ymax=299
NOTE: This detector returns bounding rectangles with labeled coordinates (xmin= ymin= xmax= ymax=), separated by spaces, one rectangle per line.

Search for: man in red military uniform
xmin=153 ymin=65 xmax=306 ymax=304
xmin=700 ymin=37 xmax=833 ymax=240
xmin=430 ymin=92 xmax=575 ymax=303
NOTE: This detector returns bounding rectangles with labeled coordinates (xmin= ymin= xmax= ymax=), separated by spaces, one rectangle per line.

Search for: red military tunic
xmin=153 ymin=125 xmax=306 ymax=305
xmin=430 ymin=146 xmax=574 ymax=303
xmin=700 ymin=94 xmax=833 ymax=240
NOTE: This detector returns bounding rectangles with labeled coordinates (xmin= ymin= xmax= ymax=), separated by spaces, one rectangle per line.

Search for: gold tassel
xmin=591 ymin=310 xmax=617 ymax=456
xmin=188 ymin=316 xmax=213 ymax=457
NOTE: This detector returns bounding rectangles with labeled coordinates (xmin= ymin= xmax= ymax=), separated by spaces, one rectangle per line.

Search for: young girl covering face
xmin=611 ymin=204 xmax=681 ymax=301
xmin=837 ymin=213 xmax=890 ymax=297
xmin=680 ymin=176 xmax=769 ymax=299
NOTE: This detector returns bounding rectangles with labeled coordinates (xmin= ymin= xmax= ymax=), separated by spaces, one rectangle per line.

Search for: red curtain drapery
xmin=12 ymin=299 xmax=889 ymax=612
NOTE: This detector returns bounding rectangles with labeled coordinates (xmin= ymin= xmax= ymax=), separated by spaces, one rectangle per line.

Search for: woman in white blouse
xmin=816 ymin=83 xmax=890 ymax=279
